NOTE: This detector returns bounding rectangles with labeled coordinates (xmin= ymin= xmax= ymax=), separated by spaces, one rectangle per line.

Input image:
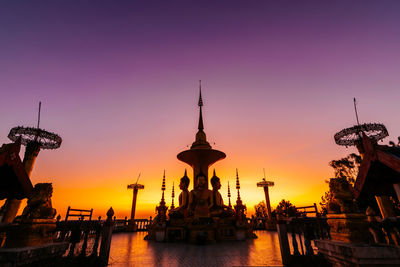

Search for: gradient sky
xmin=1 ymin=1 xmax=400 ymax=219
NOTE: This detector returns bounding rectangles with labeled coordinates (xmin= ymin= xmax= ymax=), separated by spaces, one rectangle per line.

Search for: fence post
xmin=65 ymin=206 xmax=71 ymax=221
xmin=80 ymin=227 xmax=89 ymax=257
xmin=277 ymin=219 xmax=291 ymax=266
xmin=100 ymin=207 xmax=114 ymax=265
xmin=91 ymin=221 xmax=102 ymax=257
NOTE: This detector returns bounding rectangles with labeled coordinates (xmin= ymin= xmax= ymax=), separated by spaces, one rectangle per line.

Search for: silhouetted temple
xmin=146 ymin=83 xmax=255 ymax=243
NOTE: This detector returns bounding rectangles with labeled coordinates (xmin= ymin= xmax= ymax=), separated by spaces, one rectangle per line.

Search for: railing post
xmin=66 ymin=206 xmax=71 ymax=221
xmin=100 ymin=207 xmax=114 ymax=265
xmin=68 ymin=221 xmax=82 ymax=257
xmin=291 ymin=231 xmax=300 ymax=256
xmin=277 ymin=219 xmax=291 ymax=266
xmin=80 ymin=227 xmax=89 ymax=257
xmin=91 ymin=221 xmax=102 ymax=257
xmin=304 ymin=223 xmax=313 ymax=255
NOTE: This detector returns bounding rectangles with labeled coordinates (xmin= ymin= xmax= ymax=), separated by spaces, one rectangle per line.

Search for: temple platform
xmin=146 ymin=217 xmax=256 ymax=244
xmin=315 ymin=239 xmax=400 ymax=267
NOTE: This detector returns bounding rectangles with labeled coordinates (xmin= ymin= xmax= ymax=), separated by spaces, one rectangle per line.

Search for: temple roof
xmin=0 ymin=140 xmax=33 ymax=200
xmin=353 ymin=133 xmax=400 ymax=198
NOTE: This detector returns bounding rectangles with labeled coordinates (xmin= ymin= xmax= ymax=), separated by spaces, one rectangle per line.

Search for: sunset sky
xmin=1 ymin=1 xmax=400 ymax=219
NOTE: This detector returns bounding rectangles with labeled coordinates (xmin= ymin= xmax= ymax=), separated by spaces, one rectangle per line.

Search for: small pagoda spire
xmin=155 ymin=170 xmax=168 ymax=224
xmin=236 ymin=168 xmax=241 ymax=202
xmin=161 ymin=170 xmax=166 ymax=204
xmin=198 ymin=80 xmax=204 ymax=131
xmin=227 ymin=181 xmax=232 ymax=208
xmin=171 ymin=182 xmax=175 ymax=209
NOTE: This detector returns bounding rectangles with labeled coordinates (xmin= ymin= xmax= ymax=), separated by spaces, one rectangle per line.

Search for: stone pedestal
xmin=189 ymin=225 xmax=216 ymax=244
xmin=315 ymin=239 xmax=400 ymax=267
xmin=4 ymin=219 xmax=56 ymax=248
xmin=327 ymin=213 xmax=370 ymax=243
xmin=0 ymin=242 xmax=69 ymax=267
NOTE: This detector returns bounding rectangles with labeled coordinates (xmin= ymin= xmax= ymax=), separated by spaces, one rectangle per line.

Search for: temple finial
xmin=228 ymin=181 xmax=232 ymax=208
xmin=198 ymin=81 xmax=204 ymax=131
xmin=171 ymin=182 xmax=175 ymax=209
xmin=236 ymin=168 xmax=240 ymax=190
xmin=213 ymin=168 xmax=216 ymax=176
xmin=198 ymin=80 xmax=203 ymax=107
xmin=184 ymin=168 xmax=187 ymax=176
xmin=161 ymin=170 xmax=166 ymax=203
xmin=236 ymin=168 xmax=241 ymax=201
xmin=162 ymin=170 xmax=166 ymax=191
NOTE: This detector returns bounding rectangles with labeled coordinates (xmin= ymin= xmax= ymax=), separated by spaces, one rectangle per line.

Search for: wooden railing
xmin=54 ymin=208 xmax=114 ymax=266
xmin=135 ymin=218 xmax=151 ymax=231
xmin=367 ymin=216 xmax=400 ymax=246
xmin=277 ymin=214 xmax=400 ymax=265
xmin=112 ymin=217 xmax=152 ymax=232
xmin=277 ymin=217 xmax=330 ymax=265
xmin=65 ymin=206 xmax=93 ymax=221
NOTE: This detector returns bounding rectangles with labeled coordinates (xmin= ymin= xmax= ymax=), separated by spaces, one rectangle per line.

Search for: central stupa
xmin=146 ymin=82 xmax=255 ymax=244
xmin=177 ymin=82 xmax=226 ymax=189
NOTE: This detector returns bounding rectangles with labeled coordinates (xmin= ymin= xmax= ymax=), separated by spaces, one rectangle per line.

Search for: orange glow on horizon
xmin=12 ymin=138 xmax=351 ymax=220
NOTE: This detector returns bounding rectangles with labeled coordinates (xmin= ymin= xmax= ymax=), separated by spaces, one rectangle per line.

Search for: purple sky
xmin=1 ymin=1 xmax=400 ymax=217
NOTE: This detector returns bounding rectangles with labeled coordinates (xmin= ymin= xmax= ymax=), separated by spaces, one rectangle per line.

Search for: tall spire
xmin=171 ymin=182 xmax=175 ymax=209
xmin=227 ymin=181 xmax=232 ymax=208
xmin=191 ymin=80 xmax=211 ymax=149
xmin=198 ymin=80 xmax=204 ymax=131
xmin=161 ymin=170 xmax=166 ymax=204
xmin=236 ymin=168 xmax=241 ymax=202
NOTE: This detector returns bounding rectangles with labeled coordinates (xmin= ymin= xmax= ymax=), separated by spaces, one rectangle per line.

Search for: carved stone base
xmin=315 ymin=239 xmax=400 ymax=267
xmin=327 ymin=213 xmax=370 ymax=243
xmin=4 ymin=219 xmax=56 ymax=248
xmin=0 ymin=242 xmax=69 ymax=267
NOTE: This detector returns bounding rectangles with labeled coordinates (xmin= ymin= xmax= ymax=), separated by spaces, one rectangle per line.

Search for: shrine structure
xmin=315 ymin=99 xmax=400 ymax=266
xmin=146 ymin=83 xmax=255 ymax=243
xmin=0 ymin=102 xmax=62 ymax=224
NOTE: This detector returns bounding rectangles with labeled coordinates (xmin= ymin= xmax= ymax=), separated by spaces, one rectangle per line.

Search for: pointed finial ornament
xmin=161 ymin=170 xmax=166 ymax=203
xmin=171 ymin=182 xmax=175 ymax=209
xmin=236 ymin=168 xmax=240 ymax=190
xmin=236 ymin=168 xmax=241 ymax=201
xmin=213 ymin=168 xmax=216 ymax=177
xmin=198 ymin=80 xmax=203 ymax=107
xmin=184 ymin=168 xmax=187 ymax=176
xmin=162 ymin=170 xmax=166 ymax=191
xmin=198 ymin=80 xmax=204 ymax=131
xmin=227 ymin=181 xmax=232 ymax=208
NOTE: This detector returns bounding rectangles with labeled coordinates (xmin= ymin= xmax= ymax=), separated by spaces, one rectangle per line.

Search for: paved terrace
xmin=108 ymin=231 xmax=282 ymax=267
